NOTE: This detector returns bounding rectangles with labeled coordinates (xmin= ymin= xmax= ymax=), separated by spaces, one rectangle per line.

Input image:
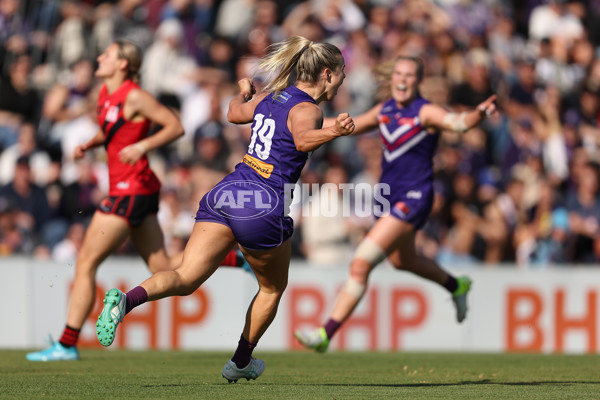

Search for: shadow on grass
xmin=314 ymin=380 xmax=600 ymax=388
xmin=324 ymin=379 xmax=600 ymax=387
xmin=140 ymin=379 xmax=600 ymax=388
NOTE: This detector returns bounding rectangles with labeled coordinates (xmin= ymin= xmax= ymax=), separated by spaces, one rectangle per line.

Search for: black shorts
xmin=98 ymin=193 xmax=159 ymax=227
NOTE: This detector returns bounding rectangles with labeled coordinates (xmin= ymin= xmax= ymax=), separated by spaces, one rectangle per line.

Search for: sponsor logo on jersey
xmin=406 ymin=190 xmax=422 ymax=199
xmin=273 ymin=90 xmax=292 ymax=104
xmin=242 ymin=154 xmax=274 ymax=178
xmin=116 ymin=181 xmax=130 ymax=190
xmin=398 ymin=116 xmax=418 ymax=126
xmin=106 ymin=105 xmax=120 ymax=123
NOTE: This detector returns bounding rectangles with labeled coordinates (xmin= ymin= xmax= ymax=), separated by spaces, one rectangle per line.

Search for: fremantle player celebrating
xmin=295 ymin=56 xmax=497 ymax=353
xmin=94 ymin=36 xmax=354 ymax=381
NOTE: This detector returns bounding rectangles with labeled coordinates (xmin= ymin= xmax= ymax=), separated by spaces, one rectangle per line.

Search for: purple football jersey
xmin=195 ymin=86 xmax=317 ymax=249
xmin=238 ymin=85 xmax=316 ymax=193
xmin=377 ymin=96 xmax=439 ymax=229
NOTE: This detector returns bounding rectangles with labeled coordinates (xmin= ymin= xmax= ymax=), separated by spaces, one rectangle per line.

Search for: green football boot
xmin=294 ymin=327 xmax=330 ymax=353
xmin=453 ymin=276 xmax=472 ymax=323
xmin=96 ymin=288 xmax=126 ymax=346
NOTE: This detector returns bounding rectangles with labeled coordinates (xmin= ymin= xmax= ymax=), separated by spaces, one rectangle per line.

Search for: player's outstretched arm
xmin=421 ymin=94 xmax=497 ymax=133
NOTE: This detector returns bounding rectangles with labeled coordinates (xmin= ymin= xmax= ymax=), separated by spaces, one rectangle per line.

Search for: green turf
xmin=1 ymin=350 xmax=598 ymax=399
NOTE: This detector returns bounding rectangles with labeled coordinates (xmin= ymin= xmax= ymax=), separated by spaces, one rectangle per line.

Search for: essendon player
xmin=27 ymin=40 xmax=248 ymax=362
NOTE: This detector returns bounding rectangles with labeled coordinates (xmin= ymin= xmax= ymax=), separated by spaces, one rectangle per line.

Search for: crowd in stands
xmin=2 ymin=0 xmax=600 ymax=267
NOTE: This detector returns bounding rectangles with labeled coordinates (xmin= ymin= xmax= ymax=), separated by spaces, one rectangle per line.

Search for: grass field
xmin=1 ymin=349 xmax=598 ymax=399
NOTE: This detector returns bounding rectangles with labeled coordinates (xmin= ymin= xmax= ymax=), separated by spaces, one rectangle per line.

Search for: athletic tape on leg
xmin=354 ymin=237 xmax=387 ymax=266
xmin=343 ymin=277 xmax=366 ymax=298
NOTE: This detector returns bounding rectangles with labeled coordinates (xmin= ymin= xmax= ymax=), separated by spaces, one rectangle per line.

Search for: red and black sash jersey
xmin=97 ymin=80 xmax=160 ymax=195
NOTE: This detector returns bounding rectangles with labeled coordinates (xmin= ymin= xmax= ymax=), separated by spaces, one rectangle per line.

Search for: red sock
xmin=222 ymin=249 xmax=238 ymax=267
xmin=59 ymin=325 xmax=80 ymax=348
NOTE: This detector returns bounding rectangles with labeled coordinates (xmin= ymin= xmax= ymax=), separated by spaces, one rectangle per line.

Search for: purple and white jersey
xmin=377 ymin=96 xmax=439 ymax=229
xmin=378 ymin=95 xmax=439 ymax=192
xmin=195 ymin=86 xmax=316 ymax=249
xmin=237 ymin=85 xmax=315 ymax=194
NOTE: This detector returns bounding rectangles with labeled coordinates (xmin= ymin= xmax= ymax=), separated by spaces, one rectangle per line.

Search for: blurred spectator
xmin=0 ymin=0 xmax=29 ymax=72
xmin=335 ymin=30 xmax=378 ymax=117
xmin=202 ymin=35 xmax=238 ymax=83
xmin=141 ymin=18 xmax=197 ymax=110
xmin=505 ymin=56 xmax=539 ymax=118
xmin=0 ymin=198 xmax=34 ymax=255
xmin=528 ymin=0 xmax=584 ymax=45
xmin=280 ymin=3 xmax=325 ymax=42
xmin=312 ymin=0 xmax=366 ymax=37
xmin=0 ymin=0 xmax=25 ymax=41
xmin=565 ymin=161 xmax=600 ymax=263
xmin=214 ymin=0 xmax=256 ymax=40
xmin=39 ymin=58 xmax=95 ymax=158
xmin=516 ymin=179 xmax=568 ymax=266
xmin=191 ymin=90 xmax=230 ymax=172
xmin=364 ymin=4 xmax=391 ymax=52
xmin=0 ymin=122 xmax=51 ymax=186
xmin=536 ymin=89 xmax=569 ymax=186
xmin=444 ymin=0 xmax=494 ymax=44
xmin=3 ymin=0 xmax=600 ymax=268
xmin=450 ymin=49 xmax=495 ymax=109
xmin=300 ymin=164 xmax=355 ymax=266
xmin=51 ymin=221 xmax=85 ymax=262
xmin=529 ymin=207 xmax=570 ymax=265
xmin=60 ymin=157 xmax=102 ymax=225
xmin=418 ymin=180 xmax=450 ymax=262
xmin=42 ymin=159 xmax=69 ymax=250
xmin=0 ymin=155 xmax=51 ymax=253
xmin=535 ymin=36 xmax=585 ymax=96
xmin=92 ymin=0 xmax=153 ymax=54
xmin=156 ymin=187 xmax=194 ymax=257
xmin=436 ymin=168 xmax=482 ymax=265
xmin=159 ymin=0 xmax=214 ymax=63
xmin=585 ymin=58 xmax=600 ymax=93
xmin=479 ymin=177 xmax=527 ymax=263
xmin=59 ymin=87 xmax=103 ymax=186
xmin=501 ymin=115 xmax=541 ymax=182
xmin=237 ymin=0 xmax=285 ymax=49
xmin=487 ymin=12 xmax=528 ymax=82
xmin=49 ymin=0 xmax=88 ymax=74
xmin=0 ymin=54 xmax=40 ymax=151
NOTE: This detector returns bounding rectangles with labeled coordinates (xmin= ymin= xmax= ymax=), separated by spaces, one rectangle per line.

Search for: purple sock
xmin=443 ymin=275 xmax=458 ymax=293
xmin=324 ymin=318 xmax=342 ymax=339
xmin=231 ymin=335 xmax=257 ymax=369
xmin=125 ymin=286 xmax=148 ymax=314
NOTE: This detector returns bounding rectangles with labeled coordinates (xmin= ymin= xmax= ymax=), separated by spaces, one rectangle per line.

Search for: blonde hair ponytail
xmin=257 ymin=36 xmax=343 ymax=94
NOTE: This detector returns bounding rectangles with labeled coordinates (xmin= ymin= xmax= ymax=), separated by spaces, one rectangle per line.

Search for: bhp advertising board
xmin=2 ymin=259 xmax=598 ymax=354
